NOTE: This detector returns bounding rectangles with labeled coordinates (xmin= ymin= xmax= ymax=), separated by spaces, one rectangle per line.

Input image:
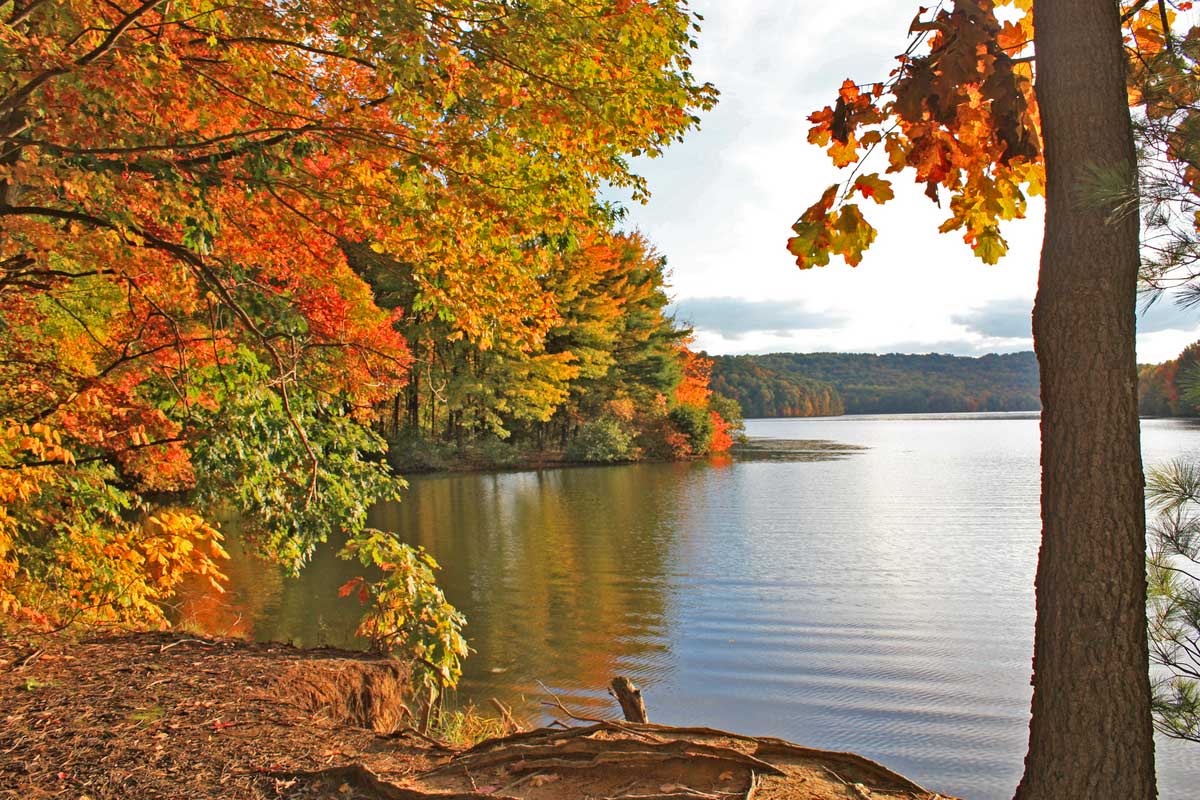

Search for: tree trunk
xmin=1016 ymin=3 xmax=1155 ymax=798
xmin=407 ymin=364 xmax=420 ymax=429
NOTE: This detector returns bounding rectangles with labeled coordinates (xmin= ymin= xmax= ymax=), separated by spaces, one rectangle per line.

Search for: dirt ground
xmin=0 ymin=632 xmax=956 ymax=800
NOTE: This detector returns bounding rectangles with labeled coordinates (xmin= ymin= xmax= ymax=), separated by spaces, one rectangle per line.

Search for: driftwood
xmin=283 ymin=678 xmax=937 ymax=800
xmin=463 ymin=720 xmax=664 ymax=758
xmin=260 ymin=720 xmax=945 ymax=800
xmin=610 ymin=675 xmax=649 ymax=723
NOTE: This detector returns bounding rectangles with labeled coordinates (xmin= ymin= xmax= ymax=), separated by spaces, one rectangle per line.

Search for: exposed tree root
xmin=426 ymin=735 xmax=785 ymax=778
xmin=261 ymin=764 xmax=520 ymax=800
xmin=1 ymin=632 xmax=957 ymax=800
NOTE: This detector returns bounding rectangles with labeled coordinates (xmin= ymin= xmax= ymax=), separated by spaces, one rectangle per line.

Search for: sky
xmin=614 ymin=0 xmax=1200 ymax=364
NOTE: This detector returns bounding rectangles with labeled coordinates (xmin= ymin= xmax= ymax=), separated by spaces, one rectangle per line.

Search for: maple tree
xmin=0 ymin=0 xmax=716 ymax=659
xmin=792 ymin=0 xmax=1200 ymax=274
xmin=794 ymin=1 xmax=1200 ymax=797
xmin=793 ymin=0 xmax=1043 ymax=269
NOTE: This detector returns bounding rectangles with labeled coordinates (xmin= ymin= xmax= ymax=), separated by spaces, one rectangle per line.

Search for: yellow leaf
xmin=829 ymin=135 xmax=859 ymax=168
xmin=972 ymin=228 xmax=1008 ymax=264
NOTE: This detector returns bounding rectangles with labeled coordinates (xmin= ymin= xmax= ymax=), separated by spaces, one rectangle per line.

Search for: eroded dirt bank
xmin=1 ymin=632 xmax=955 ymax=800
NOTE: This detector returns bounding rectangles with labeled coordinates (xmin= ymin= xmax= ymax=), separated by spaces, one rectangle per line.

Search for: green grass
xmin=429 ymin=703 xmax=512 ymax=747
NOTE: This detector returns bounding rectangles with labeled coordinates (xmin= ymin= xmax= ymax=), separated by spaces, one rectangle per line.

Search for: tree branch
xmin=0 ymin=0 xmax=168 ymax=114
xmin=1122 ymin=0 xmax=1154 ymax=23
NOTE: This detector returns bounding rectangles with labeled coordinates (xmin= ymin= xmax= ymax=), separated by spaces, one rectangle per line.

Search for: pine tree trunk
xmin=1016 ymin=2 xmax=1155 ymax=798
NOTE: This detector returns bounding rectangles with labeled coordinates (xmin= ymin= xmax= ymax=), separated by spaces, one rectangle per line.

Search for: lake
xmin=188 ymin=413 xmax=1200 ymax=799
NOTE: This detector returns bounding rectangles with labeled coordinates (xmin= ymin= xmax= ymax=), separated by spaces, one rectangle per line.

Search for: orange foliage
xmin=675 ymin=346 xmax=714 ymax=407
xmin=1 ymin=0 xmax=713 ymax=629
xmin=791 ymin=1 xmax=1198 ymax=269
xmin=709 ymin=411 xmax=734 ymax=454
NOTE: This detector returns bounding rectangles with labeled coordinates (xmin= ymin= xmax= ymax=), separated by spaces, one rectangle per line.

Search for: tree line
xmin=1139 ymin=340 xmax=1200 ymax=417
xmin=710 ymin=351 xmax=1040 ymax=417
xmin=356 ymin=231 xmax=741 ymax=471
xmin=713 ymin=344 xmax=1200 ymax=421
xmin=708 ymin=358 xmax=843 ymax=418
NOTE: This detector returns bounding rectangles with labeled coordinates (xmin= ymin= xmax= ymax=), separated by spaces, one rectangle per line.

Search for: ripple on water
xmin=200 ymin=415 xmax=1200 ymax=800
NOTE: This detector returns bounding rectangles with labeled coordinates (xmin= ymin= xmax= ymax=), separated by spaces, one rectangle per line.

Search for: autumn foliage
xmin=791 ymin=0 xmax=1198 ymax=270
xmin=373 ymin=228 xmax=739 ymax=466
xmin=0 ymin=0 xmax=717 ymax=654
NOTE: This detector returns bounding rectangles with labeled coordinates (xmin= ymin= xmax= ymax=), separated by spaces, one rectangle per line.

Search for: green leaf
xmin=973 ymin=228 xmax=1007 ymax=264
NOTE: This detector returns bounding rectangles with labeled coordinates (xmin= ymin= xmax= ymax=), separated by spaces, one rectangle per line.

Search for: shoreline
xmin=1 ymin=631 xmax=952 ymax=800
xmin=391 ymin=449 xmax=727 ymax=477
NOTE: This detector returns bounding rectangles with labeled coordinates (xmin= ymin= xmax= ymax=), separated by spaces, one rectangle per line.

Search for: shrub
xmin=339 ymin=530 xmax=468 ymax=693
xmin=566 ymin=418 xmax=634 ymax=463
xmin=463 ymin=436 xmax=523 ymax=469
xmin=708 ymin=393 xmax=746 ymax=441
xmin=668 ymin=403 xmax=714 ymax=455
xmin=387 ymin=432 xmax=456 ymax=473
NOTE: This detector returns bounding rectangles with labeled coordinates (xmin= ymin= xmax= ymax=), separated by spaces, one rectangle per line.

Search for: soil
xmin=0 ymin=632 xmax=956 ymax=800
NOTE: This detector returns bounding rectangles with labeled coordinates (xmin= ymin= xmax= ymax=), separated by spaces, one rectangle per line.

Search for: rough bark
xmin=1015 ymin=2 xmax=1156 ymax=798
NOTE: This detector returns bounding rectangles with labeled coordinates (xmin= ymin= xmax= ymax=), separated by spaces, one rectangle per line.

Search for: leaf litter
xmin=1 ymin=632 xmax=955 ymax=800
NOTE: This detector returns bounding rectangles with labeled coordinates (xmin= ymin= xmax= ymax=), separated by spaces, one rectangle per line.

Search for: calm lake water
xmin=191 ymin=413 xmax=1200 ymax=799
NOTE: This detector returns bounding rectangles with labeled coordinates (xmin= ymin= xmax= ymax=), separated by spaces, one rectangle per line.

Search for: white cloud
xmin=1138 ymin=327 xmax=1200 ymax=364
xmin=614 ymin=1 xmax=1195 ymax=363
xmin=671 ymin=296 xmax=845 ymax=338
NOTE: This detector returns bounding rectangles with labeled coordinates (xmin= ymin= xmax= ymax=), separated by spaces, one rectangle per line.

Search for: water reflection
xmin=175 ymin=526 xmax=284 ymax=639
xmin=177 ymin=415 xmax=1200 ymax=800
xmin=368 ymin=464 xmax=701 ymax=713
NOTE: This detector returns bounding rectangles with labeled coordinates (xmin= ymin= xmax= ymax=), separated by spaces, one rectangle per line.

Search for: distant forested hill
xmin=710 ymin=352 xmax=1041 ymax=417
xmin=1138 ymin=340 xmax=1200 ymax=417
xmin=709 ymin=360 xmax=844 ymax=417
